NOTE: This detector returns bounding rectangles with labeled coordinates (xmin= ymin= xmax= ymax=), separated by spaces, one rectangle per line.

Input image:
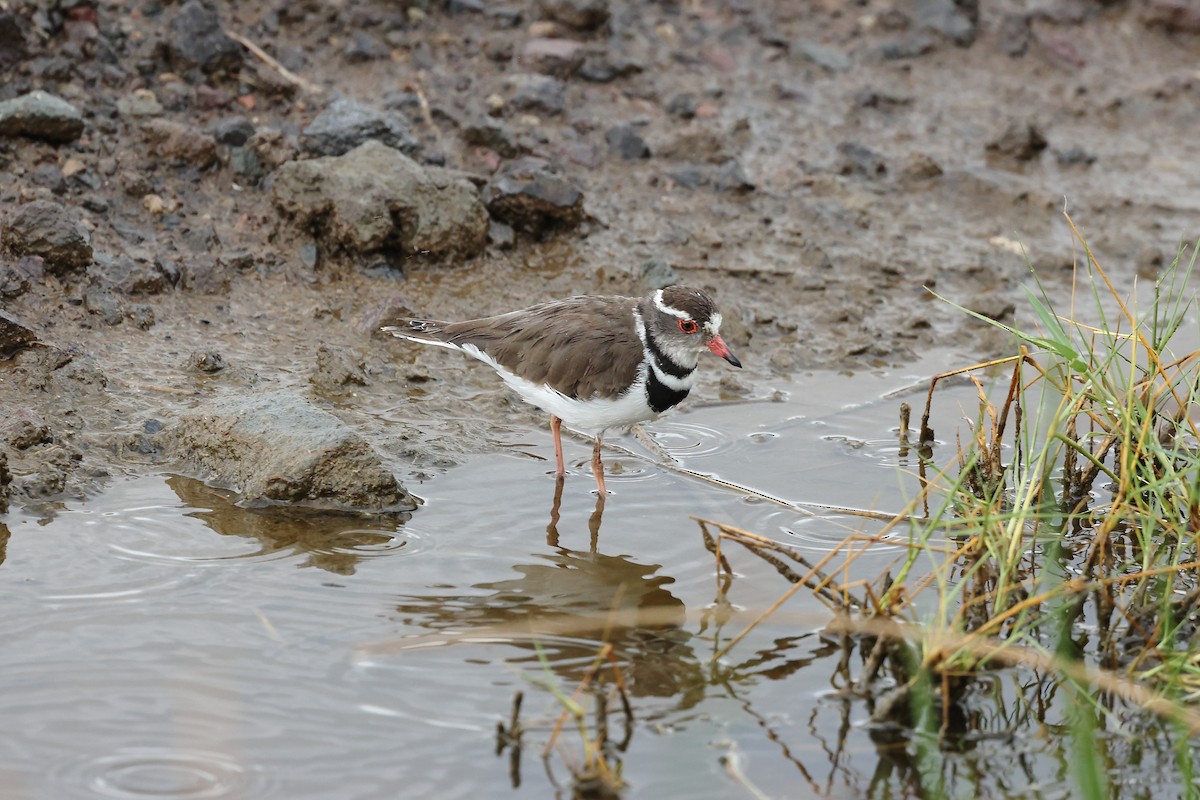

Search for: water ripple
xmin=57 ymin=748 xmax=267 ymax=800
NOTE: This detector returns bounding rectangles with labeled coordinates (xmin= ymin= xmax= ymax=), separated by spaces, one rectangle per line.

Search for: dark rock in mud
xmin=142 ymin=119 xmax=219 ymax=169
xmin=538 ymin=0 xmax=609 ymax=31
xmin=899 ymin=151 xmax=944 ymax=182
xmin=189 ymin=350 xmax=225 ymax=373
xmin=166 ymin=389 xmax=415 ymax=513
xmin=2 ymin=199 xmax=92 ymax=274
xmin=84 ymin=289 xmax=125 ymax=326
xmin=0 ymin=261 xmax=32 ymax=299
xmin=483 ymin=156 xmax=585 ymax=234
xmin=506 ymin=73 xmax=566 ymax=116
xmin=0 ymin=311 xmax=38 ymax=359
xmin=90 ymin=253 xmax=168 ymax=295
xmin=606 ymin=123 xmax=650 ymax=159
xmin=272 ymin=140 xmax=489 ymax=259
xmin=986 ymin=120 xmax=1048 ymax=163
xmin=166 ymin=0 xmax=243 ymax=74
xmin=462 ymin=117 xmax=527 ymax=159
xmin=579 ymin=51 xmax=643 ymax=82
xmin=519 ymin=37 xmax=585 ymax=77
xmin=207 ymin=116 xmax=255 ymax=146
xmin=0 ymin=91 xmax=84 ymax=144
xmin=301 ymin=96 xmax=419 ymax=158
xmin=344 ymin=30 xmax=390 ymax=63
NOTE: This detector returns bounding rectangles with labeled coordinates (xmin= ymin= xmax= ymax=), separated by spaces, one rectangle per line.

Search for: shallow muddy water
xmin=0 ymin=354 xmax=1189 ymax=799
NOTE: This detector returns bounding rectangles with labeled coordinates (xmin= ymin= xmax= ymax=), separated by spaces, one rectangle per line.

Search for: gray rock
xmin=0 ymin=91 xmax=84 ymax=143
xmin=166 ymin=0 xmax=243 ymax=74
xmin=462 ymin=117 xmax=526 ymax=158
xmin=506 ymin=73 xmax=566 ymax=116
xmin=714 ymin=159 xmax=755 ymax=193
xmin=538 ymin=0 xmax=609 ymax=30
xmin=272 ymin=140 xmax=489 ymax=259
xmin=0 ymin=310 xmax=38 ymax=359
xmin=483 ymin=156 xmax=585 ymax=234
xmin=606 ymin=123 xmax=650 ymax=159
xmin=302 ymin=96 xmax=419 ymax=158
xmin=2 ymin=200 xmax=92 ymax=274
xmin=915 ymin=0 xmax=978 ymax=46
xmin=639 ymin=258 xmax=679 ymax=289
xmin=519 ymin=37 xmax=585 ymax=77
xmin=344 ymin=30 xmax=390 ymax=63
xmin=166 ymin=389 xmax=415 ymax=512
xmin=837 ymin=142 xmax=887 ymax=178
xmin=189 ymin=350 xmax=225 ymax=373
xmin=665 ymin=163 xmax=708 ymax=189
xmin=792 ymin=39 xmax=850 ymax=72
xmin=116 ymin=89 xmax=163 ymax=117
xmin=84 ymin=289 xmax=124 ymax=326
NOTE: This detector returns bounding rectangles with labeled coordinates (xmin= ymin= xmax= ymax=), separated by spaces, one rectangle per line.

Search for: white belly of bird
xmin=461 ymin=343 xmax=690 ymax=435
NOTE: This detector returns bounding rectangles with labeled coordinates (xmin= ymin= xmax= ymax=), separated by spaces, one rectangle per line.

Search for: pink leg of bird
xmin=550 ymin=415 xmax=565 ymax=477
xmin=591 ymin=436 xmax=607 ymax=495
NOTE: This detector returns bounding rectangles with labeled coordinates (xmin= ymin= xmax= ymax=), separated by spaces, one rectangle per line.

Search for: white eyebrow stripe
xmin=705 ymin=311 xmax=723 ymax=334
xmin=653 ymin=289 xmax=690 ymax=319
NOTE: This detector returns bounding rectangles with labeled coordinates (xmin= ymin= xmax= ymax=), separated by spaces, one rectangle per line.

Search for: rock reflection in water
xmin=166 ymin=475 xmax=410 ymax=574
xmin=392 ymin=547 xmax=704 ymax=703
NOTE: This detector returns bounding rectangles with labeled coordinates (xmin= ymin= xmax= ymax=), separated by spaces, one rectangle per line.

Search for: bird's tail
xmin=381 ymin=319 xmax=454 ymax=345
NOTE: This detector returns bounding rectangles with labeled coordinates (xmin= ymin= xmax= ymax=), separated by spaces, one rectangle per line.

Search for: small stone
xmin=1056 ymin=146 xmax=1095 ymax=167
xmin=986 ymin=120 xmax=1047 ymax=162
xmin=483 ymin=155 xmax=585 ymax=234
xmin=84 ymin=289 xmax=125 ymax=326
xmin=129 ymin=304 xmax=155 ymax=330
xmin=344 ymin=30 xmax=390 ymax=63
xmin=116 ymin=88 xmax=163 ymax=117
xmin=506 ymin=73 xmax=567 ymax=116
xmin=537 ymin=0 xmax=609 ymax=30
xmin=166 ymin=0 xmax=243 ymax=74
xmin=519 ymin=37 xmax=585 ymax=77
xmin=31 ymin=165 xmax=66 ymax=195
xmin=301 ymin=96 xmax=420 ymax=158
xmin=665 ymin=93 xmax=699 ymax=119
xmin=837 ymin=142 xmax=887 ymax=177
xmin=0 ymin=91 xmax=85 ymax=143
xmin=311 ymin=344 xmax=368 ymax=393
xmin=915 ymin=0 xmax=978 ymax=46
xmin=142 ymin=119 xmax=219 ymax=168
xmin=143 ymin=194 xmax=166 ymax=215
xmin=791 ymin=39 xmax=850 ymax=72
xmin=2 ymin=199 xmax=92 ymax=274
xmin=488 ymin=219 xmax=516 ymax=248
xmin=189 ymin=350 xmax=225 ymax=372
xmin=899 ymin=151 xmax=943 ymax=182
xmin=665 ymin=163 xmax=708 ymax=189
xmin=206 ymin=116 xmax=255 ymax=145
xmin=605 ymin=123 xmax=650 ymax=159
xmin=298 ymin=242 xmax=319 ymax=270
xmin=713 ymin=159 xmax=754 ymax=192
xmin=639 ymin=258 xmax=679 ymax=289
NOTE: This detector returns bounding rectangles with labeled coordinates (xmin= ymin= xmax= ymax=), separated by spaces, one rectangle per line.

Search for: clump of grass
xmin=702 ymin=215 xmax=1200 ymax=793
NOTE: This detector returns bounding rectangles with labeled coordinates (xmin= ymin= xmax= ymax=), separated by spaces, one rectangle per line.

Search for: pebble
xmin=986 ymin=120 xmax=1047 ymax=162
xmin=206 ymin=116 xmax=256 ymax=146
xmin=115 ymin=89 xmax=162 ymax=118
xmin=483 ymin=155 xmax=585 ymax=234
xmin=166 ymin=0 xmax=244 ymax=74
xmin=142 ymin=119 xmax=219 ymax=168
xmin=605 ymin=123 xmax=650 ymax=159
xmin=301 ymin=96 xmax=420 ymax=157
xmin=0 ymin=90 xmax=85 ymax=143
xmin=1 ymin=199 xmax=93 ymax=274
xmin=506 ymin=73 xmax=567 ymax=116
xmin=519 ymin=37 xmax=585 ymax=77
xmin=713 ymin=159 xmax=755 ymax=193
xmin=537 ymin=0 xmax=609 ymax=31
xmin=791 ymin=39 xmax=851 ymax=72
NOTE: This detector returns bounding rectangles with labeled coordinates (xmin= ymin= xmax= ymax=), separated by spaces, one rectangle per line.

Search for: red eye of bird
xmin=678 ymin=319 xmax=698 ymax=334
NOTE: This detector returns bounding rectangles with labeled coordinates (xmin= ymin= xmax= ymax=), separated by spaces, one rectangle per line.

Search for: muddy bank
xmin=0 ymin=0 xmax=1197 ymax=513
